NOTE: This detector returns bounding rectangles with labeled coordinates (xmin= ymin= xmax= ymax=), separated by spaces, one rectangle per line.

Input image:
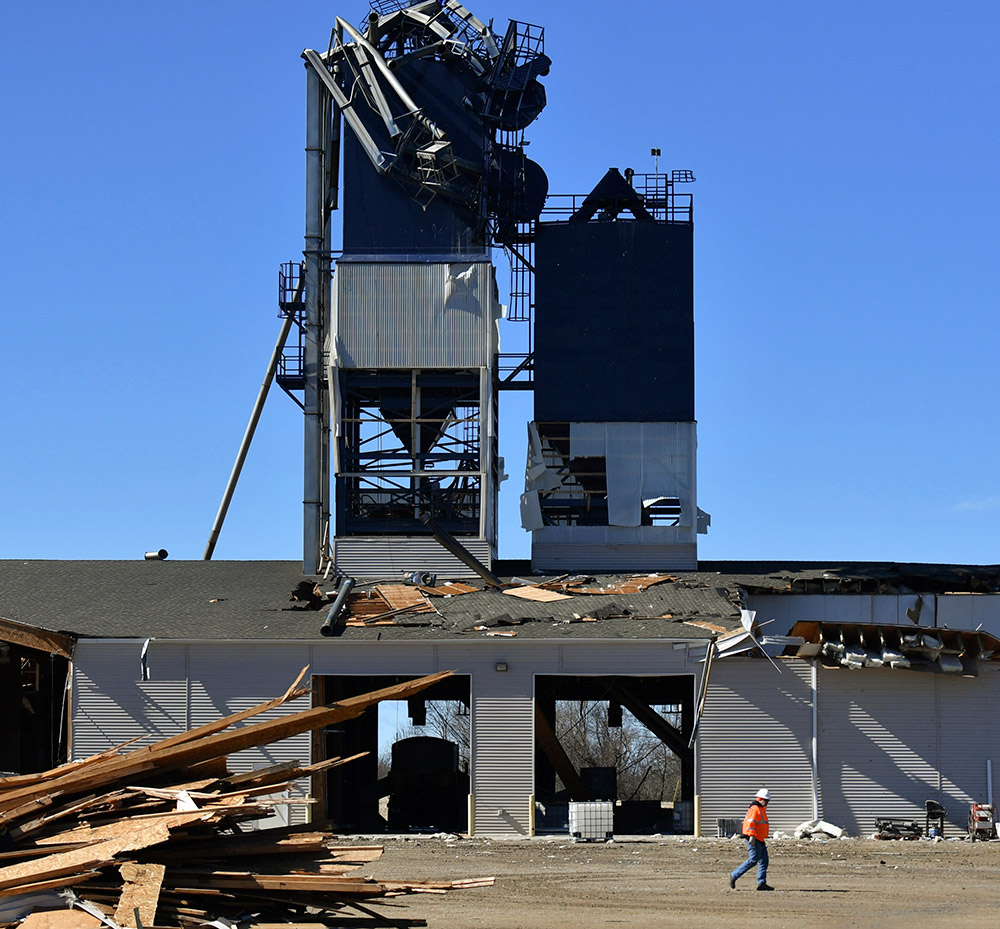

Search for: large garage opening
xmin=313 ymin=674 xmax=470 ymax=833
xmin=534 ymin=675 xmax=695 ymax=835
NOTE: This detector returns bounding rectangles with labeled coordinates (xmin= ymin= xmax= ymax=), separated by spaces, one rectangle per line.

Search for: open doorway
xmin=0 ymin=638 xmax=70 ymax=775
xmin=534 ymin=675 xmax=695 ymax=834
xmin=313 ymin=674 xmax=470 ymax=833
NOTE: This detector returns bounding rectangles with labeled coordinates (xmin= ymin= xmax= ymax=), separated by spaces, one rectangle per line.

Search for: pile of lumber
xmin=0 ymin=670 xmax=492 ymax=928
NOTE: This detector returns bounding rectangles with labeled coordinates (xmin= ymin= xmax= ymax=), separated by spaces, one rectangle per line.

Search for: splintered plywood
xmin=373 ymin=585 xmax=434 ymax=613
xmin=503 ymin=586 xmax=572 ymax=602
xmin=569 ymin=574 xmax=677 ymax=595
xmin=0 ymin=819 xmax=172 ymax=891
xmin=115 ymin=862 xmax=165 ymax=928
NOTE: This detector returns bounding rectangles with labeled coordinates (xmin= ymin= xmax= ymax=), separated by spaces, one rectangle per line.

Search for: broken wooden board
xmin=114 ymin=862 xmax=166 ymax=928
xmin=0 ymin=819 xmax=173 ymax=892
xmin=373 ymin=585 xmax=435 ymax=613
xmin=571 ymin=574 xmax=676 ymax=595
xmin=0 ymin=671 xmax=453 ymax=825
xmin=503 ymin=587 xmax=572 ymax=602
xmin=417 ymin=582 xmax=479 ymax=597
xmin=17 ymin=909 xmax=103 ymax=929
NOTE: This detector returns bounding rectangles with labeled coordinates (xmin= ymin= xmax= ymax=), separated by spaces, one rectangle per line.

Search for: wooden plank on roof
xmin=0 ymin=619 xmax=73 ymax=658
xmin=503 ymin=586 xmax=571 ymax=602
xmin=571 ymin=574 xmax=676 ymax=595
xmin=373 ymin=585 xmax=434 ymax=613
xmin=417 ymin=582 xmax=478 ymax=596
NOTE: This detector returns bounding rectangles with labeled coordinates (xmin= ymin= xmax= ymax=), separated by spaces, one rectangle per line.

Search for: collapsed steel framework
xmin=295 ymin=1 xmax=550 ymax=574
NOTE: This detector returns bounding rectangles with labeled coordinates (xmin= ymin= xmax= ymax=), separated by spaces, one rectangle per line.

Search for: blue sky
xmin=2 ymin=1 xmax=998 ymax=566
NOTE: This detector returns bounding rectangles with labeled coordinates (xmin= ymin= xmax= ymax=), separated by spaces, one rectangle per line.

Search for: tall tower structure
xmin=521 ymin=168 xmax=709 ymax=571
xmin=299 ymin=3 xmax=548 ymax=576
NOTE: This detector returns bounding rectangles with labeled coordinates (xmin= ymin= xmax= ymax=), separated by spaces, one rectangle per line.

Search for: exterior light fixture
xmin=495 ymin=662 xmax=508 ymax=672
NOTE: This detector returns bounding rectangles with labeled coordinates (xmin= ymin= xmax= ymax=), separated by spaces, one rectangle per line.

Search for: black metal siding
xmin=533 ymin=221 xmax=694 ymax=422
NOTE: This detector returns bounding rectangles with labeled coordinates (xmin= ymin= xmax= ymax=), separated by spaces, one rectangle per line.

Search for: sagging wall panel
xmin=937 ymin=595 xmax=1000 ymax=637
xmin=749 ymin=594 xmax=938 ymax=628
xmin=334 ymin=261 xmax=498 ymax=369
xmin=525 ymin=421 xmax=702 ymax=571
xmin=696 ymin=659 xmax=816 ymax=834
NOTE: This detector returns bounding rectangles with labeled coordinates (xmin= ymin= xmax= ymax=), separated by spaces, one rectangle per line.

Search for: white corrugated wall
xmin=696 ymin=659 xmax=816 ymax=834
xmin=817 ymin=665 xmax=1000 ymax=835
xmin=72 ymin=640 xmax=189 ymax=755
xmin=70 ymin=638 xmax=712 ymax=835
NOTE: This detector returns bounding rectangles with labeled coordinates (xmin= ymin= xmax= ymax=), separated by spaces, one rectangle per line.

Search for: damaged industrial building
xmin=3 ymin=0 xmax=1000 ymax=844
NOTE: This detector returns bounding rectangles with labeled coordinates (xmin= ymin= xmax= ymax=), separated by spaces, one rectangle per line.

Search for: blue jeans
xmin=731 ymin=836 xmax=768 ymax=884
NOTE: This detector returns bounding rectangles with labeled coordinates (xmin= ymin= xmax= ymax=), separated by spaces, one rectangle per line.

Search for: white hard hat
xmin=756 ymin=788 xmax=771 ymax=801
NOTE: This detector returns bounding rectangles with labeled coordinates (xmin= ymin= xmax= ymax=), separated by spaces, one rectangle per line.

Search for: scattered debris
xmin=874 ymin=818 xmax=922 ymax=840
xmin=0 ymin=670 xmax=493 ymax=927
xmin=794 ymin=820 xmax=845 ymax=840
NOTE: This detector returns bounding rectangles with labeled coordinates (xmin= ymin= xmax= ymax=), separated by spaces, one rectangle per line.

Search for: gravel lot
xmin=357 ymin=833 xmax=1000 ymax=929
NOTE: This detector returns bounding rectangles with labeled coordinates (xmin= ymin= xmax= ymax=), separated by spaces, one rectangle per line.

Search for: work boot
xmin=728 ymin=876 xmax=736 ymax=889
xmin=756 ymin=883 xmax=774 ymax=891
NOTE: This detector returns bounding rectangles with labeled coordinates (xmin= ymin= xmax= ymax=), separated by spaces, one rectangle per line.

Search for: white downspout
xmin=811 ymin=661 xmax=819 ymax=821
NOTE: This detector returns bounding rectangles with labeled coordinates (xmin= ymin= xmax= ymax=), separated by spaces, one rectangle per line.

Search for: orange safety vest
xmin=742 ymin=801 xmax=769 ymax=840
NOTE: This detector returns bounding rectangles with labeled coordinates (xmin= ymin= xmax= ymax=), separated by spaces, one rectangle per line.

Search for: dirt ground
xmin=355 ymin=833 xmax=1000 ymax=929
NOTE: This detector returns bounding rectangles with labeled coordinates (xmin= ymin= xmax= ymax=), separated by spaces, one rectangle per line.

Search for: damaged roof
xmin=1 ymin=559 xmax=998 ymax=644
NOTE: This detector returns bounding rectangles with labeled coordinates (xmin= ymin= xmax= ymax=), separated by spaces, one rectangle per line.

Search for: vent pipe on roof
xmin=144 ymin=550 xmax=168 ymax=561
xmin=320 ymin=576 xmax=355 ymax=637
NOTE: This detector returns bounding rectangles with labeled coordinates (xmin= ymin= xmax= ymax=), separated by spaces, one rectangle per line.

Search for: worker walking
xmin=728 ymin=788 xmax=774 ymax=891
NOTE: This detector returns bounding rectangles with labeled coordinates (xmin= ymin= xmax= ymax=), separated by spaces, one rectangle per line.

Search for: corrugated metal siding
xmin=335 ymin=262 xmax=496 ymax=368
xmin=71 ymin=641 xmax=188 ymax=759
xmin=532 ymin=541 xmax=697 ymax=572
xmin=817 ymin=668 xmax=939 ymax=835
xmin=937 ymin=668 xmax=1000 ymax=831
xmin=556 ymin=644 xmax=696 ymax=676
xmin=332 ymin=537 xmax=495 ymax=578
xmin=472 ymin=673 xmax=534 ymax=836
xmin=187 ymin=645 xmax=313 ymax=825
xmin=697 ymin=659 xmax=815 ymax=833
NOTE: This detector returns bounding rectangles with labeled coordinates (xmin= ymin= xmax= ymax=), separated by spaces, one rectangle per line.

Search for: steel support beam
xmin=303 ymin=65 xmax=326 ymax=575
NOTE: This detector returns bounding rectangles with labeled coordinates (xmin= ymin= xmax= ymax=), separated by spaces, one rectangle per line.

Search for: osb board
xmin=18 ymin=910 xmax=103 ymax=929
xmin=115 ymin=862 xmax=165 ymax=928
xmin=0 ymin=819 xmax=172 ymax=890
xmin=374 ymin=585 xmax=434 ymax=613
xmin=503 ymin=587 xmax=572 ymax=602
